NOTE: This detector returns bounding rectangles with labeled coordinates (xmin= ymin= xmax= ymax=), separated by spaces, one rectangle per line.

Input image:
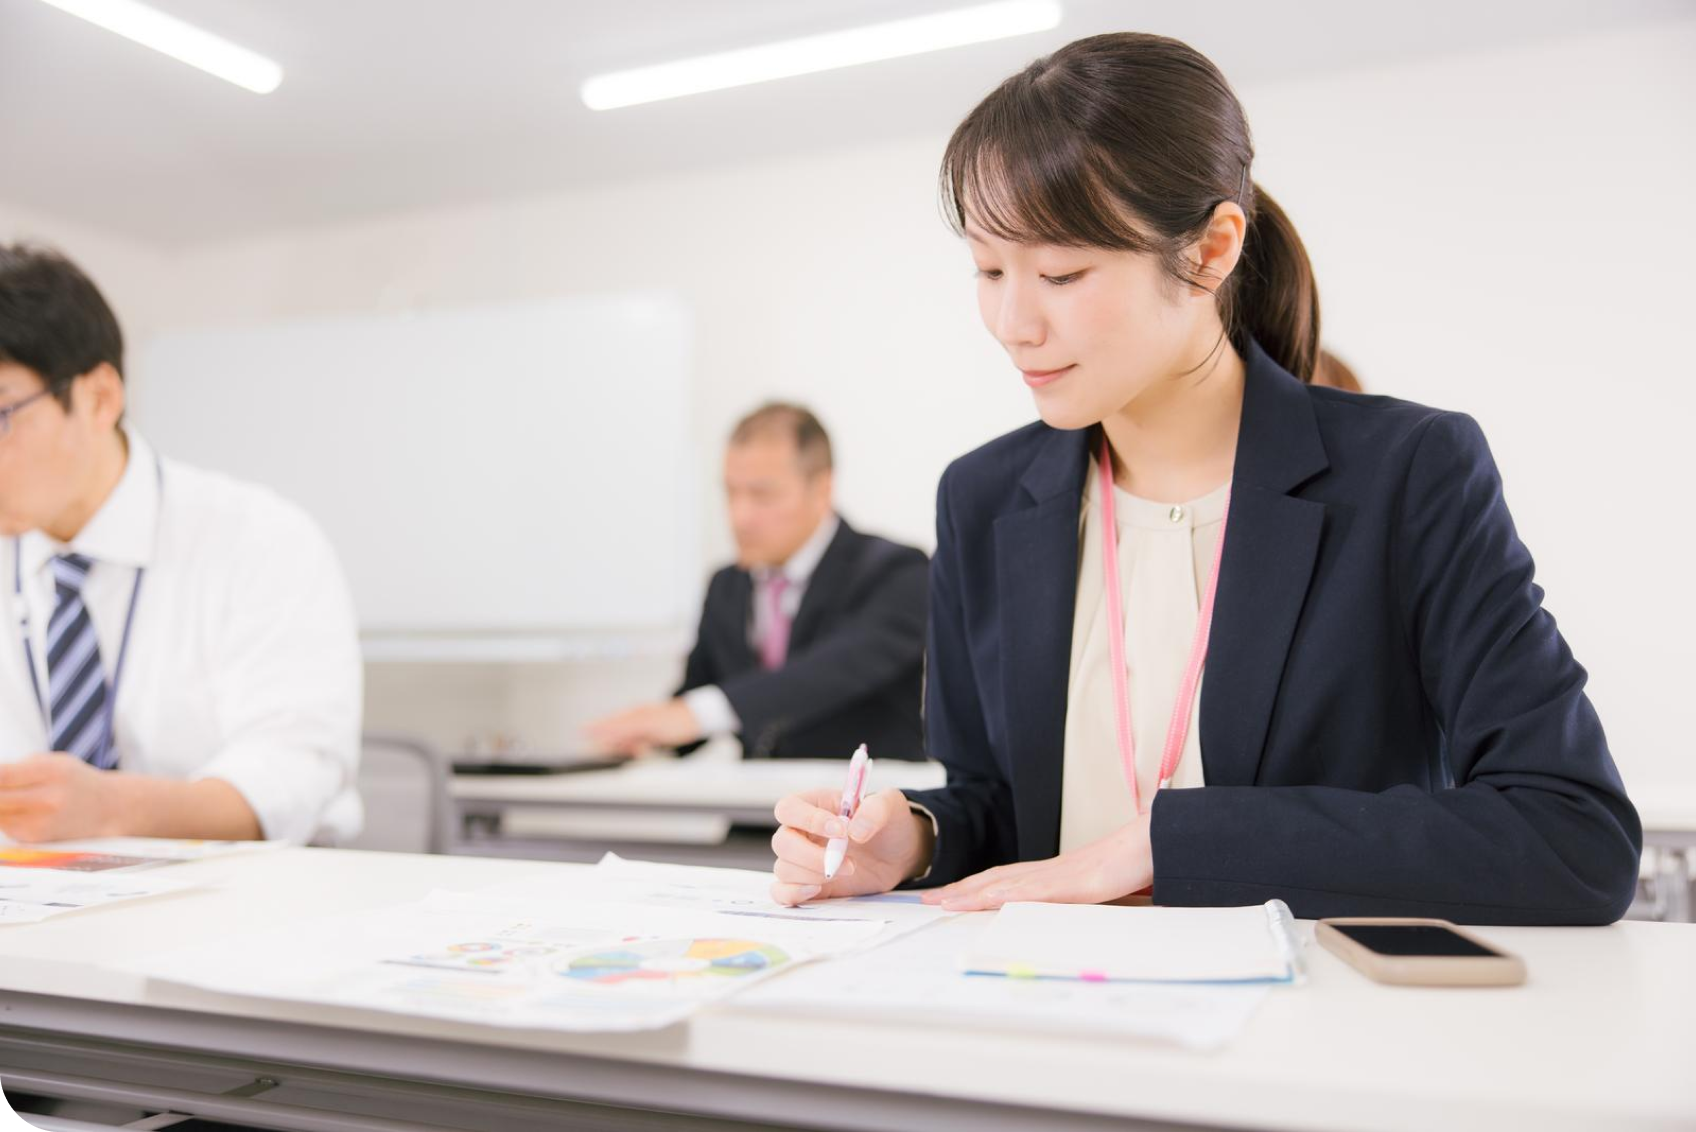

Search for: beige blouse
xmin=1058 ymin=459 xmax=1230 ymax=853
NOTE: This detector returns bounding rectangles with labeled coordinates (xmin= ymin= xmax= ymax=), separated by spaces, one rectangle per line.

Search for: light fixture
xmin=581 ymin=0 xmax=1062 ymax=111
xmin=35 ymin=0 xmax=284 ymax=95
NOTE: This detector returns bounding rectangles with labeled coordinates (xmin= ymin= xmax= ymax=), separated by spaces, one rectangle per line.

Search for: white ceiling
xmin=0 ymin=0 xmax=1684 ymax=246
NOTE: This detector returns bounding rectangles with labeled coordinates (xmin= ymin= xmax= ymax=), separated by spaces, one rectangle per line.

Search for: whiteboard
xmin=130 ymin=294 xmax=697 ymax=643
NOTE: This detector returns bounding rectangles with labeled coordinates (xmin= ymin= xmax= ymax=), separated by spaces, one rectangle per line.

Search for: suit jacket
xmin=908 ymin=340 xmax=1641 ymax=924
xmin=679 ymin=518 xmax=928 ymax=760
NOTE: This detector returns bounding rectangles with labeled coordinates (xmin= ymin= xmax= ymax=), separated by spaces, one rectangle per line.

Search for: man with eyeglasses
xmin=0 ymin=244 xmax=363 ymax=845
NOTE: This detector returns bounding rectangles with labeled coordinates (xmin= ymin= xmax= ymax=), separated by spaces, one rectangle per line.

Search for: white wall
xmin=152 ymin=141 xmax=1034 ymax=562
xmin=6 ymin=17 xmax=1693 ymax=800
xmin=0 ymin=200 xmax=178 ymax=349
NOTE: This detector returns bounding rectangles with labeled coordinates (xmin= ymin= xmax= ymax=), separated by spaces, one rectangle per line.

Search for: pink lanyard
xmin=1097 ymin=433 xmax=1230 ymax=813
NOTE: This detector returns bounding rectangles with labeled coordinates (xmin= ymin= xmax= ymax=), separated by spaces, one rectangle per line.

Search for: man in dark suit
xmin=587 ymin=404 xmax=928 ymax=760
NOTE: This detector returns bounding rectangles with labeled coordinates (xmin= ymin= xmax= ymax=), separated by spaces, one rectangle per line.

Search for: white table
xmin=1 ymin=848 xmax=1691 ymax=1132
xmin=449 ymin=757 xmax=945 ymax=868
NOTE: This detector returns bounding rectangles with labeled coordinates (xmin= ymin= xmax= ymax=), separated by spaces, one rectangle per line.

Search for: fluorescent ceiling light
xmin=35 ymin=0 xmax=284 ymax=94
xmin=582 ymin=0 xmax=1062 ymax=111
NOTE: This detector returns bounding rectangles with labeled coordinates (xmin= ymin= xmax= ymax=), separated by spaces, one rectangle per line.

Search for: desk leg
xmin=454 ymin=806 xmax=505 ymax=846
xmin=1658 ymin=847 xmax=1692 ymax=923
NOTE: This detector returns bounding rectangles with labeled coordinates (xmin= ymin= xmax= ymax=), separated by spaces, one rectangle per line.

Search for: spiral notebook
xmin=962 ymin=899 xmax=1305 ymax=985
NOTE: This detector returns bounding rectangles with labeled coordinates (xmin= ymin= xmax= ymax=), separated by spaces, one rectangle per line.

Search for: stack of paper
xmin=0 ymin=836 xmax=261 ymax=924
xmin=0 ymin=869 xmax=196 ymax=924
xmin=1 ymin=837 xmax=278 ymax=871
xmin=131 ymin=856 xmax=954 ymax=1033
xmin=741 ymin=900 xmax=1299 ymax=1049
xmin=964 ymin=901 xmax=1303 ymax=984
xmin=138 ymin=889 xmax=889 ymax=1032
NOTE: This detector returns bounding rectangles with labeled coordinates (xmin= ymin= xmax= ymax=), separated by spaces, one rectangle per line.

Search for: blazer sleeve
xmin=676 ymin=572 xmax=723 ymax=698
xmin=672 ymin=571 xmax=728 ymax=756
xmin=1150 ymin=413 xmax=1642 ymax=924
xmin=716 ymin=547 xmax=928 ymax=753
xmin=903 ymin=467 xmax=1018 ymax=887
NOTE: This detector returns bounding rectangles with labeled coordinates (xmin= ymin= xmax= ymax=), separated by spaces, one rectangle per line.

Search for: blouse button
xmin=1168 ymin=505 xmax=1185 ymax=523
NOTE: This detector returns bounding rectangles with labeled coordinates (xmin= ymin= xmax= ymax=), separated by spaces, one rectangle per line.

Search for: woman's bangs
xmin=942 ymin=109 xmax=1149 ymax=251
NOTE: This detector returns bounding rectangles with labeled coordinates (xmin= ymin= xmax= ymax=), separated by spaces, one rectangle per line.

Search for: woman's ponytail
xmin=1231 ymin=184 xmax=1321 ymax=383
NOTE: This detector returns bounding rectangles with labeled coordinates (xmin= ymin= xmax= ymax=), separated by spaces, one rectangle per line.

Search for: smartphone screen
xmin=1331 ymin=924 xmax=1503 ymax=958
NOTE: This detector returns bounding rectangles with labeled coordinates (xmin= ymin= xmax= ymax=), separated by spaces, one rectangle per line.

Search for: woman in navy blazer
xmin=767 ymin=33 xmax=1640 ymax=925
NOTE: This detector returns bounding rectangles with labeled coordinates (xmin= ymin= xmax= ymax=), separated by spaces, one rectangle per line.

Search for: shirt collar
xmin=20 ymin=430 xmax=160 ymax=579
xmin=756 ymin=512 xmax=840 ymax=588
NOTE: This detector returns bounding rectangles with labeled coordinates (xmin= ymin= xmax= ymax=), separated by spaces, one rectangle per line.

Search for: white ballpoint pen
xmin=822 ymin=744 xmax=871 ymax=881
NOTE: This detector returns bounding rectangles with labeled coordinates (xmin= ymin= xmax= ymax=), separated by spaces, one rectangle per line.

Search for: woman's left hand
xmin=920 ymin=811 xmax=1154 ymax=911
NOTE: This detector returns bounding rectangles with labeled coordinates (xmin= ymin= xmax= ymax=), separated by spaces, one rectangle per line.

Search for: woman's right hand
xmin=769 ymin=786 xmax=933 ymax=906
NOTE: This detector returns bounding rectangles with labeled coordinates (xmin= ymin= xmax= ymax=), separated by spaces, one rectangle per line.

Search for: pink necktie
xmin=760 ymin=575 xmax=793 ymax=670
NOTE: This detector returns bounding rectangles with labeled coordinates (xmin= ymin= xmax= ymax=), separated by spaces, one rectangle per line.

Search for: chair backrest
xmin=346 ymin=731 xmax=450 ymax=854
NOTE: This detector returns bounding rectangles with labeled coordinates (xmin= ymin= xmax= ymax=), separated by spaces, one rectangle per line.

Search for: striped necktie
xmin=45 ymin=553 xmax=115 ymax=769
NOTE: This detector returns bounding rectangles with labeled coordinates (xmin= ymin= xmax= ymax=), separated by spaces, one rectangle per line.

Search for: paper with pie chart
xmin=133 ymin=888 xmax=887 ymax=1032
xmin=395 ymin=933 xmax=795 ymax=996
xmin=563 ymin=938 xmax=789 ymax=984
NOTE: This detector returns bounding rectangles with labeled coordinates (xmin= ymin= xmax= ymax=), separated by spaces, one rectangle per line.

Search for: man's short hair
xmin=729 ymin=402 xmax=833 ymax=478
xmin=0 ymin=243 xmax=125 ymax=408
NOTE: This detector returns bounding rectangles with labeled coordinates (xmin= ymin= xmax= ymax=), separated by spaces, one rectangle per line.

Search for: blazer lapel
xmin=1199 ymin=341 xmax=1330 ymax=786
xmin=995 ymin=427 xmax=1090 ymax=859
xmin=721 ymin=569 xmax=758 ymax=673
xmin=788 ymin=519 xmax=854 ymax=652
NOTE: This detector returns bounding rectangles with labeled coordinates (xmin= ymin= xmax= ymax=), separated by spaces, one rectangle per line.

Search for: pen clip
xmin=840 ymin=745 xmax=870 ymax=817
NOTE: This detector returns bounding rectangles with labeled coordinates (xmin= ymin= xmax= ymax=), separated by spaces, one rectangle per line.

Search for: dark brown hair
xmin=0 ymin=243 xmax=125 ymax=408
xmin=730 ymin=402 xmax=833 ymax=478
xmin=939 ymin=33 xmax=1320 ymax=382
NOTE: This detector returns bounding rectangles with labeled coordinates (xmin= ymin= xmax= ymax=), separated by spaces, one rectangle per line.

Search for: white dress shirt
xmin=1059 ymin=463 xmax=1228 ymax=852
xmin=684 ymin=513 xmax=841 ymax=738
xmin=0 ymin=432 xmax=363 ymax=844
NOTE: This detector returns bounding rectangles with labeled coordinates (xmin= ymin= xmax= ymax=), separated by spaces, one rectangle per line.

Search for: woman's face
xmin=966 ymin=220 xmax=1208 ymax=430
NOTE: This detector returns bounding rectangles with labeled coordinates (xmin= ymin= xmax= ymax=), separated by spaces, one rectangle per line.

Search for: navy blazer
xmin=678 ymin=518 xmax=929 ymax=760
xmin=907 ymin=341 xmax=1641 ymax=925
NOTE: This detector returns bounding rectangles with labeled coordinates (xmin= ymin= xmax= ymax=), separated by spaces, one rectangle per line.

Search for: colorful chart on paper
xmin=391 ymin=940 xmax=561 ymax=974
xmin=0 ymin=848 xmax=154 ymax=872
xmin=561 ymin=938 xmax=790 ymax=985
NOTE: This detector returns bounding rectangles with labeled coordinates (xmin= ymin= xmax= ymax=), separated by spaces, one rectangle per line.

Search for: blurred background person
xmin=588 ymin=403 xmax=928 ymax=760
xmin=1313 ymin=349 xmax=1363 ymax=392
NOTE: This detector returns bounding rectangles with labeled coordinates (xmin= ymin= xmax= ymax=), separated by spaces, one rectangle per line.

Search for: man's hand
xmin=0 ymin=753 xmax=121 ymax=843
xmin=584 ymin=699 xmax=703 ymax=758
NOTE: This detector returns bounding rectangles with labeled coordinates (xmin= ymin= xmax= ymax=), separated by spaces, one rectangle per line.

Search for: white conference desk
xmin=448 ymin=757 xmax=946 ymax=868
xmin=1 ymin=848 xmax=1692 ymax=1132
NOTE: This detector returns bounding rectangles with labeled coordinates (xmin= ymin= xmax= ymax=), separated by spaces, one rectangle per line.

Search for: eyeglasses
xmin=0 ymin=389 xmax=51 ymax=441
